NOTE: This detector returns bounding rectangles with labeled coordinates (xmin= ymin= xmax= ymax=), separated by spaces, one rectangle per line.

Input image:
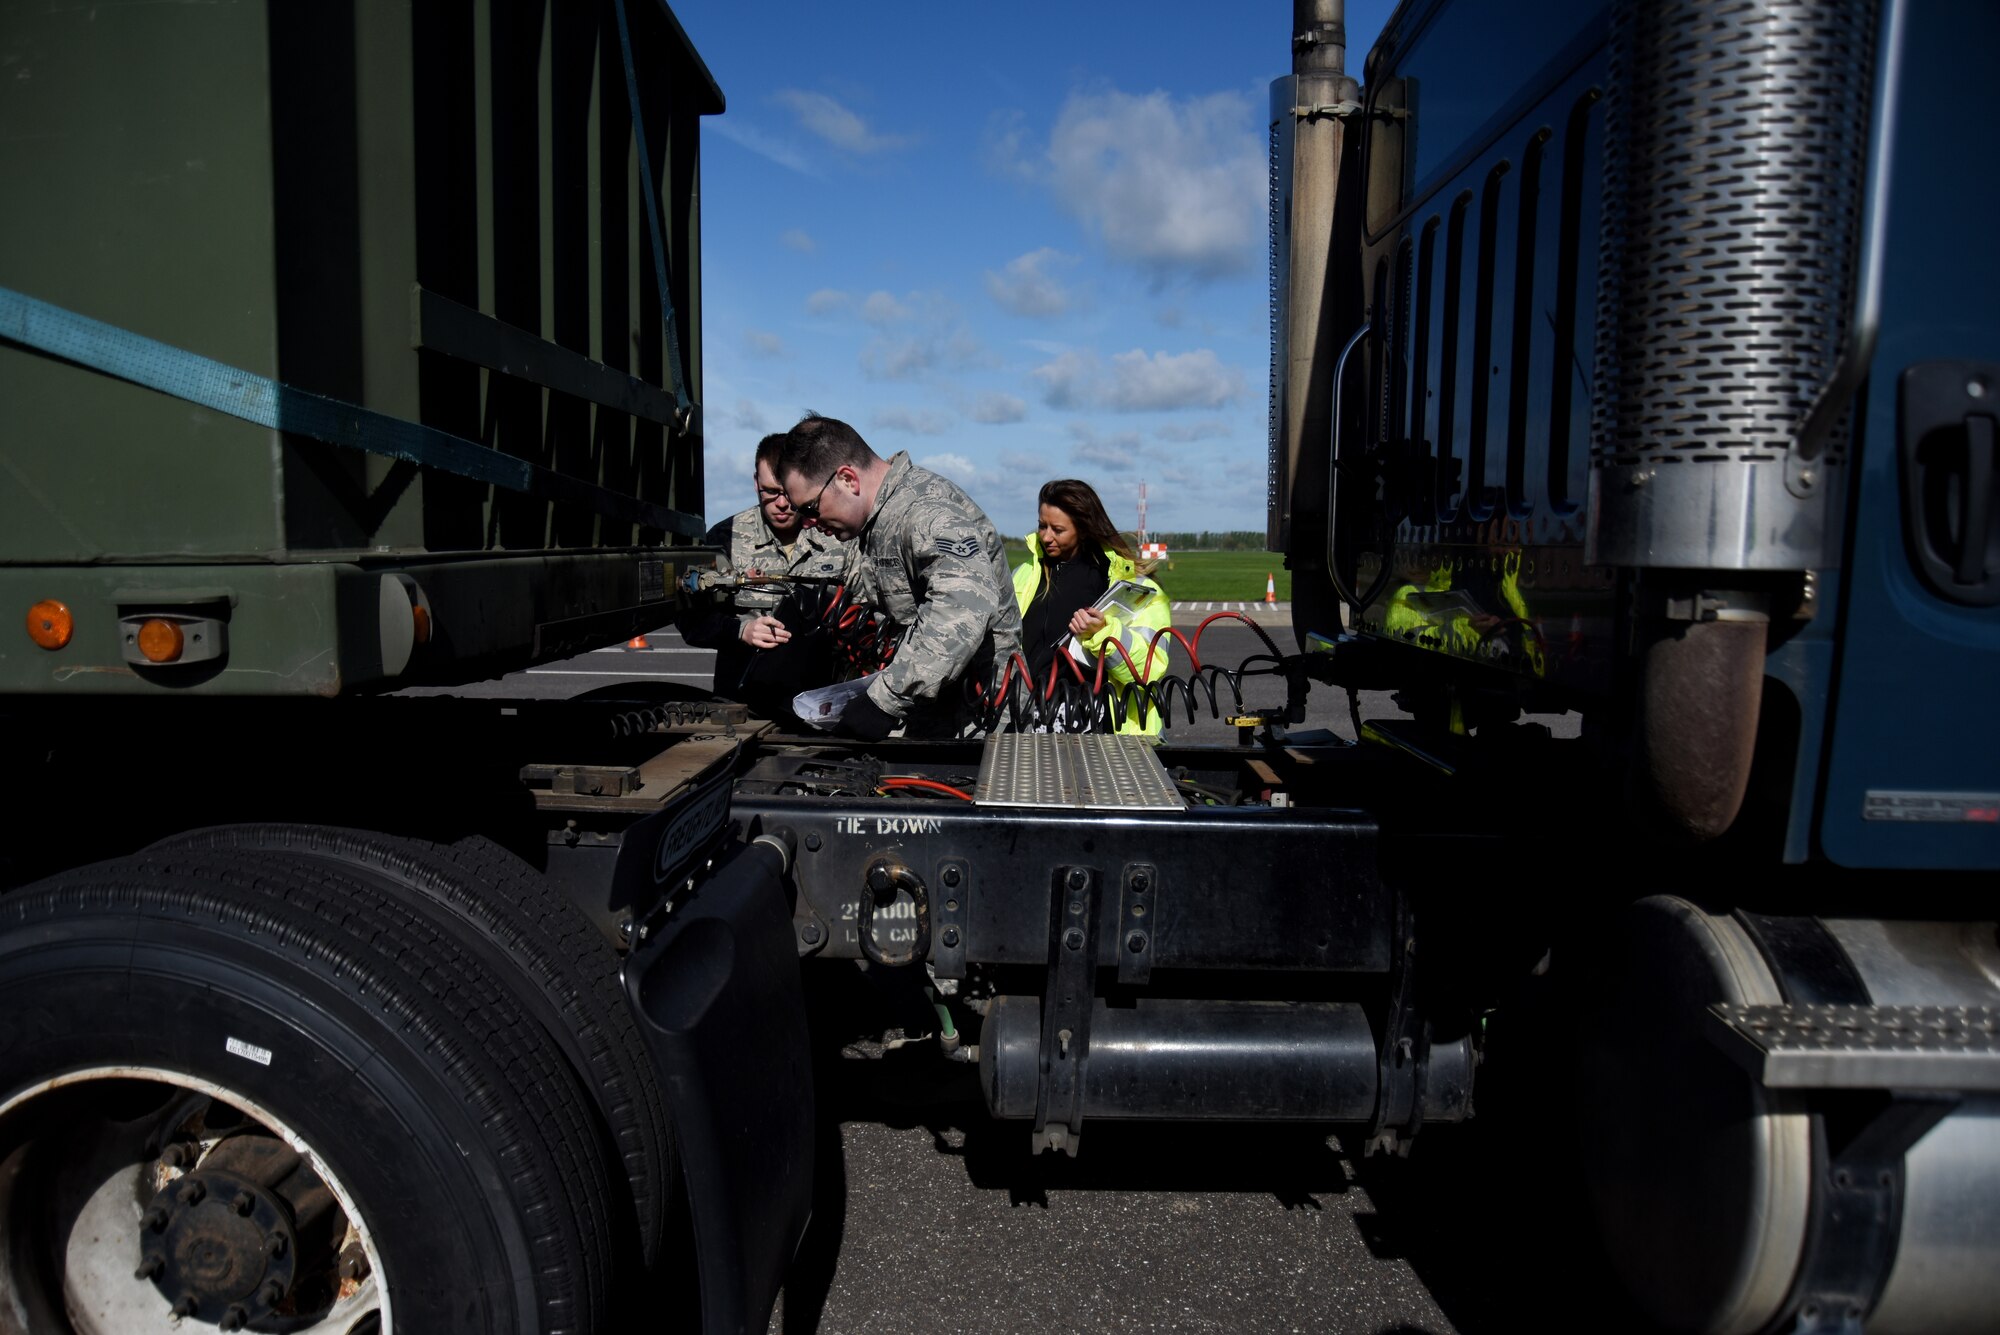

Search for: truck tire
xmin=0 ymin=848 xmax=615 ymax=1334
xmin=150 ymin=823 xmax=674 ymax=1267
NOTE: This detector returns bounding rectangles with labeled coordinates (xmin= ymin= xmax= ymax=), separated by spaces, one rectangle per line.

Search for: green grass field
xmin=1003 ymin=543 xmax=1291 ymax=602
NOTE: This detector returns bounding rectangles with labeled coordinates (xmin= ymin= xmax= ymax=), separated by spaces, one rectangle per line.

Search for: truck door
xmin=1819 ymin=2 xmax=2000 ymax=869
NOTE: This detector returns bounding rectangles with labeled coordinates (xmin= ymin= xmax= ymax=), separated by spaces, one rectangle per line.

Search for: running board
xmin=1706 ymin=1003 xmax=2000 ymax=1091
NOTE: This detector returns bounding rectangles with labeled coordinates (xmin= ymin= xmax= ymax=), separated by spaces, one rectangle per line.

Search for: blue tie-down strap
xmin=0 ymin=284 xmax=702 ymax=538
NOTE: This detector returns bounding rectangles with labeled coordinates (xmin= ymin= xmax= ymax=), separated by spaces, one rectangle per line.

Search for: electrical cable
xmin=878 ymin=777 xmax=974 ymax=802
xmin=728 ymin=588 xmax=1316 ymax=741
xmin=965 ymin=610 xmax=1298 ymax=736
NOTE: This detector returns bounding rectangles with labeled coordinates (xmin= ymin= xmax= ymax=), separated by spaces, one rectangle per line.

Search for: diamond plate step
xmin=1705 ymin=1003 xmax=2000 ymax=1091
xmin=973 ymin=733 xmax=1182 ymax=811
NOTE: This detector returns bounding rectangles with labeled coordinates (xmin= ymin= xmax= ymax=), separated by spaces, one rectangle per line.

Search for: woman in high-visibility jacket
xmin=1011 ymin=479 xmax=1171 ymax=735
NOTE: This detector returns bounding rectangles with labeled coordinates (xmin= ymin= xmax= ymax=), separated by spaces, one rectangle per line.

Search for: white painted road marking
xmin=526 ymin=669 xmax=716 ymax=679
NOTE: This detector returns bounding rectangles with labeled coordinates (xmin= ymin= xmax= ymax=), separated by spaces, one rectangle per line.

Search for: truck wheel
xmin=0 ymin=849 xmax=615 ymax=1333
xmin=150 ymin=824 xmax=674 ymax=1266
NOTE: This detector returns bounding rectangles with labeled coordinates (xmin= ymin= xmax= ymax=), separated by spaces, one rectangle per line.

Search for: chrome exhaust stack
xmin=1590 ymin=0 xmax=1887 ymax=838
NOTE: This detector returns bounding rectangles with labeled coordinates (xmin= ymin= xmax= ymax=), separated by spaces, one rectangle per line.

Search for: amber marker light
xmin=412 ymin=603 xmax=432 ymax=644
xmin=136 ymin=618 xmax=186 ymax=664
xmin=27 ymin=600 xmax=73 ymax=650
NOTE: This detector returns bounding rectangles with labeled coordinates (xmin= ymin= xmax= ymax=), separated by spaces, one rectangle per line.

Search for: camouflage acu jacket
xmin=851 ymin=452 xmax=1022 ymax=723
xmin=681 ymin=506 xmax=851 ymax=655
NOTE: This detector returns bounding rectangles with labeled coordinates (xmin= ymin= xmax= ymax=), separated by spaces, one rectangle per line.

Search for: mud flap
xmin=622 ymin=836 xmax=814 ymax=1334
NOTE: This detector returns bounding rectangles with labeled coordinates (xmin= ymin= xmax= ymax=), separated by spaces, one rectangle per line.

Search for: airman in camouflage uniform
xmin=681 ymin=435 xmax=854 ymax=721
xmin=777 ymin=416 xmax=1022 ymax=739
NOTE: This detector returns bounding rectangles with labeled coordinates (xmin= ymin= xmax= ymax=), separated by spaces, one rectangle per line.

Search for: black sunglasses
xmin=792 ymin=468 xmax=840 ymax=520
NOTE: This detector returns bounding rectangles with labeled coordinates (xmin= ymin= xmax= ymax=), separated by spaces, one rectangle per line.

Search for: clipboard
xmin=1062 ymin=579 xmax=1161 ymax=663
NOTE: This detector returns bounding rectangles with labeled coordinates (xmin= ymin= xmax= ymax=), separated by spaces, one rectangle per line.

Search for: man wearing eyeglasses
xmin=680 ymin=432 xmax=853 ymax=725
xmin=776 ymin=414 xmax=1021 ymax=740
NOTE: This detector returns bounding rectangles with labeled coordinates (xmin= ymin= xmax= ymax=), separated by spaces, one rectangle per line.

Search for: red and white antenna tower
xmin=1136 ymin=481 xmax=1149 ymax=543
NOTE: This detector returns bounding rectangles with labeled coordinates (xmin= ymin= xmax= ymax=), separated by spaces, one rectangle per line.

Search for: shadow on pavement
xmin=776 ymin=962 xmax=1650 ymax=1335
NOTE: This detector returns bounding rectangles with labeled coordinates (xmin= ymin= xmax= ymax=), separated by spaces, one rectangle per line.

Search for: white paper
xmin=1063 ymin=579 xmax=1162 ymax=663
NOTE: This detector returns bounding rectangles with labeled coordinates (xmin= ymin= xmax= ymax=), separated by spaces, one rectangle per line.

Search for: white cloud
xmin=1033 ymin=348 xmax=1246 ymax=412
xmin=970 ymin=392 xmax=1029 ymax=425
xmin=943 ymin=327 xmax=992 ymax=369
xmin=998 ymin=449 xmax=1048 ymax=473
xmin=861 ymin=290 xmax=915 ymax=325
xmin=872 ymin=406 xmax=954 ymax=436
xmin=775 ymin=89 xmax=914 ymax=155
xmin=744 ymin=330 xmax=786 ymax=358
xmin=918 ymin=452 xmax=982 ymax=482
xmin=707 ymin=117 xmax=820 ymax=177
xmin=1073 ymin=440 xmax=1138 ymax=472
xmin=1043 ymin=89 xmax=1264 ymax=279
xmin=780 ymin=228 xmax=817 ymax=253
xmin=984 ymin=247 xmax=1078 ymax=318
xmin=1155 ymin=419 xmax=1231 ymax=442
xmin=804 ymin=289 xmax=851 ymax=316
xmin=705 ymin=440 xmax=757 ymax=518
xmin=1068 ymin=423 xmax=1146 ymax=473
xmin=855 ymin=293 xmax=991 ymax=382
xmin=725 ymin=397 xmax=770 ymax=434
xmin=861 ymin=337 xmax=933 ymax=381
xmin=983 ymin=108 xmax=1039 ymax=183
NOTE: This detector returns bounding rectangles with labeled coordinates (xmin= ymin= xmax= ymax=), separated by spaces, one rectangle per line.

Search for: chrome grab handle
xmin=1324 ymin=321 xmax=1383 ymax=611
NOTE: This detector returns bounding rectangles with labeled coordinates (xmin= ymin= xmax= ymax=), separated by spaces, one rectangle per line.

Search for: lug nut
xmin=260 ymin=1279 xmax=286 ymax=1306
xmin=134 ymin=1251 xmax=164 ymax=1280
xmin=159 ymin=1142 xmax=192 ymax=1168
xmin=339 ymin=1248 xmax=372 ymax=1282
xmin=232 ymin=1191 xmax=255 ymax=1216
xmin=142 ymin=1205 xmax=170 ymax=1233
xmin=220 ymin=1306 xmax=250 ymax=1332
xmin=264 ymin=1233 xmax=288 ymax=1258
xmin=171 ymin=1295 xmax=199 ymax=1318
xmin=179 ymin=1178 xmax=205 ymax=1205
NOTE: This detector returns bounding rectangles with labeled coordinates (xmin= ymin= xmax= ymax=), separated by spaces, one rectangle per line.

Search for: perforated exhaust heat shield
xmin=1588 ymin=0 xmax=1880 ymax=570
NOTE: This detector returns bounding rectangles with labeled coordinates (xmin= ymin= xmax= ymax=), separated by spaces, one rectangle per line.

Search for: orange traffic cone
xmin=628 ymin=634 xmax=649 ymax=649
xmin=1264 ymin=573 xmax=1277 ymax=604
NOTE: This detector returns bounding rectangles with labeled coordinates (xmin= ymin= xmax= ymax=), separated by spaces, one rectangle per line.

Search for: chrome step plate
xmin=973 ymin=733 xmax=1182 ymax=811
xmin=1706 ymin=1002 xmax=2000 ymax=1091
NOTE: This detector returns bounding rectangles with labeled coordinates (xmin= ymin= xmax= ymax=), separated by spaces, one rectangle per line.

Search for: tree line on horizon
xmin=1128 ymin=530 xmax=1270 ymax=552
xmin=1002 ymin=530 xmax=1273 ymax=556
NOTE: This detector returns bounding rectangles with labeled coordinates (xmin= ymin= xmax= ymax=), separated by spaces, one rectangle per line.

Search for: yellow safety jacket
xmin=1012 ymin=535 xmax=1172 ymax=736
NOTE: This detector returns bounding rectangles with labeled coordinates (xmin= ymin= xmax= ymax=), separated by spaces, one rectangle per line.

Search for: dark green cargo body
xmin=0 ymin=0 xmax=719 ymax=695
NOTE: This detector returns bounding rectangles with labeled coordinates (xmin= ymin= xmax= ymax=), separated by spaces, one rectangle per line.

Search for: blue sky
xmin=674 ymin=1 xmax=1395 ymax=541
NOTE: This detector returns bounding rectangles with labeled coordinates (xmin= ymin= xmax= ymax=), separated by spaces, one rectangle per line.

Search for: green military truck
xmin=3 ymin=2 xmax=1996 ymax=1333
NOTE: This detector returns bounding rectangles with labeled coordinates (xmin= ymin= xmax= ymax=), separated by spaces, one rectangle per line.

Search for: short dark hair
xmin=753 ymin=432 xmax=788 ymax=473
xmin=777 ymin=413 xmax=877 ymax=482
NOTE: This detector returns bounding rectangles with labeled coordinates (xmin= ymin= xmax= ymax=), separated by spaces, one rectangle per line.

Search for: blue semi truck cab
xmin=1269 ymin=0 xmax=1999 ymax=1329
